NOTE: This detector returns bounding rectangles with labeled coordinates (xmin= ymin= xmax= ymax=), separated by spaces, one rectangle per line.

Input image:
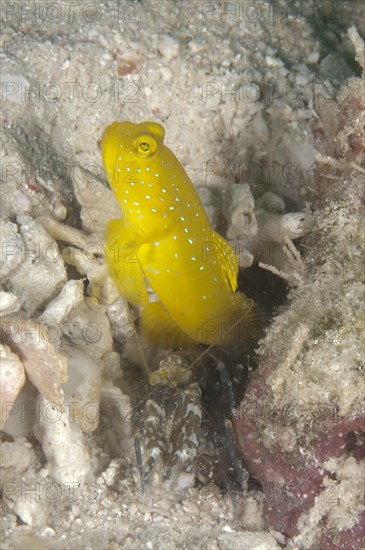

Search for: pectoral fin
xmin=104 ymin=219 xmax=148 ymax=307
xmin=141 ymin=301 xmax=198 ymax=349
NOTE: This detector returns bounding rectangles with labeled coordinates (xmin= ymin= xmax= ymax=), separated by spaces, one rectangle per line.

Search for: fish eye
xmin=139 ymin=142 xmax=150 ymax=153
xmin=133 ymin=135 xmax=158 ymax=157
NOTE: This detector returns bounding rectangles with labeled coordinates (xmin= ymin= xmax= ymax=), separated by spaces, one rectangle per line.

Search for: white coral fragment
xmin=7 ymin=216 xmax=67 ymax=314
xmin=348 ymin=26 xmax=365 ymax=71
xmin=255 ymin=210 xmax=309 ymax=245
xmin=223 ymin=183 xmax=311 ymax=284
xmin=38 ymin=279 xmax=85 ymax=326
xmin=0 ymin=344 xmax=26 ymax=428
xmin=62 ymin=298 xmax=113 ymax=360
xmin=62 ymin=345 xmax=102 ymax=433
xmin=0 ymin=220 xmax=22 ymax=279
xmin=224 ymin=183 xmax=257 ymax=240
xmin=39 ymin=217 xmax=118 ymax=304
xmin=33 ymin=395 xmax=92 ymax=485
xmin=0 ymin=291 xmax=21 ymax=317
xmin=0 ymin=318 xmax=68 ymax=409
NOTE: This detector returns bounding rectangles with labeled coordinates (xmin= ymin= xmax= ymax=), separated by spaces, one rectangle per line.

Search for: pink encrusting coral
xmin=320 ymin=512 xmax=365 ymax=550
xmin=235 ymin=360 xmax=365 ymax=543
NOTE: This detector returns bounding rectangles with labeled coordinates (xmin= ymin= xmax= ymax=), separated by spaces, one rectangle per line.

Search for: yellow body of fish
xmin=102 ymin=121 xmax=256 ymax=348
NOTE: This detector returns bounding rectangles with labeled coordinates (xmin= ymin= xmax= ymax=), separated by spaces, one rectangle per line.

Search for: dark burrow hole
xmin=238 ymin=262 xmax=290 ymax=317
xmin=194 ymin=264 xmax=290 ymax=491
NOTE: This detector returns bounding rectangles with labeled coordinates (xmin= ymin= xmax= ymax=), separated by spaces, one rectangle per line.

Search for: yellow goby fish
xmin=102 ymin=121 xmax=256 ymax=348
